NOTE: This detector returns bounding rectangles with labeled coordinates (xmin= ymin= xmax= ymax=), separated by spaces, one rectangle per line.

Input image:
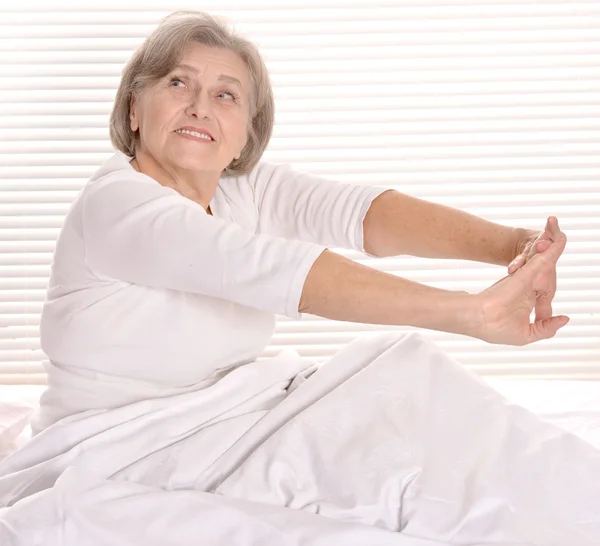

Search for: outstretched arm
xmin=300 ymin=218 xmax=569 ymax=346
xmin=362 ymin=189 xmax=533 ymax=266
xmin=81 ymin=173 xmax=327 ymax=320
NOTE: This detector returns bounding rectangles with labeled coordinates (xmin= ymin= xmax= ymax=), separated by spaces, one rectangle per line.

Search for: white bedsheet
xmin=0 ymin=332 xmax=599 ymax=545
xmin=2 ymin=374 xmax=600 ymax=460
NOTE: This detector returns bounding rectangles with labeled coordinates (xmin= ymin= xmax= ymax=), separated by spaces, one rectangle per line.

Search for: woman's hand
xmin=508 ymin=217 xmax=559 ymax=275
xmin=507 ymin=216 xmax=562 ymax=324
xmin=472 ymin=218 xmax=569 ymax=346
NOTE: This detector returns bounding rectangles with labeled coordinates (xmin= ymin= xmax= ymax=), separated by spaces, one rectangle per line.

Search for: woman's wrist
xmin=406 ymin=287 xmax=483 ymax=339
xmin=449 ymin=290 xmax=484 ymax=339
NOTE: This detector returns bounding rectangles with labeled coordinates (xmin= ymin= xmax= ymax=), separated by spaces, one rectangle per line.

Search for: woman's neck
xmin=130 ymin=154 xmax=215 ymax=216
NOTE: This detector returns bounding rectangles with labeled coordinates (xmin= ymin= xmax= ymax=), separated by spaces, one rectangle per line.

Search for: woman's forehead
xmin=176 ymin=43 xmax=250 ymax=86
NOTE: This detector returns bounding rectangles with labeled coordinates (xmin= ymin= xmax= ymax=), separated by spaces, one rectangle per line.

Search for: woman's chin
xmin=172 ymin=157 xmax=220 ymax=172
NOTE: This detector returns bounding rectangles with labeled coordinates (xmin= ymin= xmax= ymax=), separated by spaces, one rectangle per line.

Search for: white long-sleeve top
xmin=34 ymin=151 xmax=389 ymax=433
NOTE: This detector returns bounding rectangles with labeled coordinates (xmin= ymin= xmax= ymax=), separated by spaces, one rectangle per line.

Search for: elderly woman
xmin=0 ymin=10 xmax=599 ymax=546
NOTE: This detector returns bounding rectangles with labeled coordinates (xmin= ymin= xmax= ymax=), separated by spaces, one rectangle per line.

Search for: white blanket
xmin=0 ymin=332 xmax=599 ymax=545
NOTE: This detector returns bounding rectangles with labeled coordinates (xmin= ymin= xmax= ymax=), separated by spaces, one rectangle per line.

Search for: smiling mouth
xmin=174 ymin=128 xmax=215 ymax=142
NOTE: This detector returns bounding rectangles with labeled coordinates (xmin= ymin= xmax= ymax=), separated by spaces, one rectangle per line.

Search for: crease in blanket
xmin=0 ymin=351 xmax=315 ymax=505
xmin=0 ymin=466 xmax=460 ymax=546
xmin=0 ymin=331 xmax=598 ymax=546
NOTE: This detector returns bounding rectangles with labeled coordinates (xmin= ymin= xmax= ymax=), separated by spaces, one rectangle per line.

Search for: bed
xmin=1 ymin=361 xmax=600 ymax=546
xmin=2 ymin=378 xmax=599 ymax=463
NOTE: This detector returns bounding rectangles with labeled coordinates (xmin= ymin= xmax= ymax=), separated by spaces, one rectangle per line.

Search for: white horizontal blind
xmin=0 ymin=0 xmax=599 ymax=384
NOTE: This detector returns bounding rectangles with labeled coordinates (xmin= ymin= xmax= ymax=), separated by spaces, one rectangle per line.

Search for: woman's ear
xmin=129 ymin=95 xmax=139 ymax=132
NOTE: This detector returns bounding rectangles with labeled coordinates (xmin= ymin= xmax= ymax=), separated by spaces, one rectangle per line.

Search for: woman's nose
xmin=185 ymin=91 xmax=213 ymax=119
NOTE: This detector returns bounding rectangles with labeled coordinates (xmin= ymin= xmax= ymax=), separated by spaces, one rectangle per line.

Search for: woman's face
xmin=129 ymin=42 xmax=252 ymax=175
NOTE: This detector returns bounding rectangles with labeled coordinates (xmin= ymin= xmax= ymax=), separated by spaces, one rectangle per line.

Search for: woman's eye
xmin=218 ymin=91 xmax=236 ymax=100
xmin=169 ymin=78 xmax=186 ymax=88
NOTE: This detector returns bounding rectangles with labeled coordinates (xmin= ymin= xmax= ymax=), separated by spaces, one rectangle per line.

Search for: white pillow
xmin=0 ymin=385 xmax=45 ymax=461
xmin=0 ymin=402 xmax=34 ymax=460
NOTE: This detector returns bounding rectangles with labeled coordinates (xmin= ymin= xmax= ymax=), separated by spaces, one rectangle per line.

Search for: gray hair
xmin=109 ymin=10 xmax=275 ymax=177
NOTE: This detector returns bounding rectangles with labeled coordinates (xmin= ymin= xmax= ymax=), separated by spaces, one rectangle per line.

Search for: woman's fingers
xmin=529 ymin=314 xmax=570 ymax=343
xmin=534 ymin=239 xmax=552 ymax=253
xmin=482 ymin=219 xmax=568 ymax=345
xmin=547 ymin=216 xmax=567 ymax=244
xmin=508 ymin=216 xmax=566 ymax=275
xmin=531 ymin=237 xmax=567 ymax=270
xmin=508 ymin=218 xmax=551 ymax=274
xmin=541 ymin=217 xmax=555 ymax=241
xmin=524 ymin=235 xmax=565 ymax=322
xmin=534 ymin=293 xmax=553 ymax=322
xmin=507 ymin=254 xmax=526 ymax=274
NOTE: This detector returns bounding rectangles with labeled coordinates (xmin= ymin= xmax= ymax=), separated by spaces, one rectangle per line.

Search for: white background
xmin=0 ymin=0 xmax=599 ymax=383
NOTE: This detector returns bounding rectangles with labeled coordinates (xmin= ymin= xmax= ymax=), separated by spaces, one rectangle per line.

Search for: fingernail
xmin=558 ymin=316 xmax=570 ymax=328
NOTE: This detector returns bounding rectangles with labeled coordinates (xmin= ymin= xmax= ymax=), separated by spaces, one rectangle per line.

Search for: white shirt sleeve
xmin=81 ymin=172 xmax=326 ymax=320
xmin=249 ymin=162 xmax=392 ymax=257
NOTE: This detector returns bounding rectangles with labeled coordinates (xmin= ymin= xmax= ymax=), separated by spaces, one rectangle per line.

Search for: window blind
xmin=0 ymin=0 xmax=598 ymax=384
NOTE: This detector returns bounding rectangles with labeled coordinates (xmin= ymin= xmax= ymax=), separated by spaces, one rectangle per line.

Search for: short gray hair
xmin=109 ymin=10 xmax=275 ymax=177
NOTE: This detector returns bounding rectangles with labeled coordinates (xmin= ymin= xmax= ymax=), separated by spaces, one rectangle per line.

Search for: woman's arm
xmin=81 ymin=174 xmax=327 ymax=320
xmin=300 ymin=229 xmax=569 ymax=346
xmin=250 ymin=162 xmax=389 ymax=254
xmin=362 ymin=189 xmax=531 ymax=266
xmin=299 ymin=249 xmax=479 ymax=336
